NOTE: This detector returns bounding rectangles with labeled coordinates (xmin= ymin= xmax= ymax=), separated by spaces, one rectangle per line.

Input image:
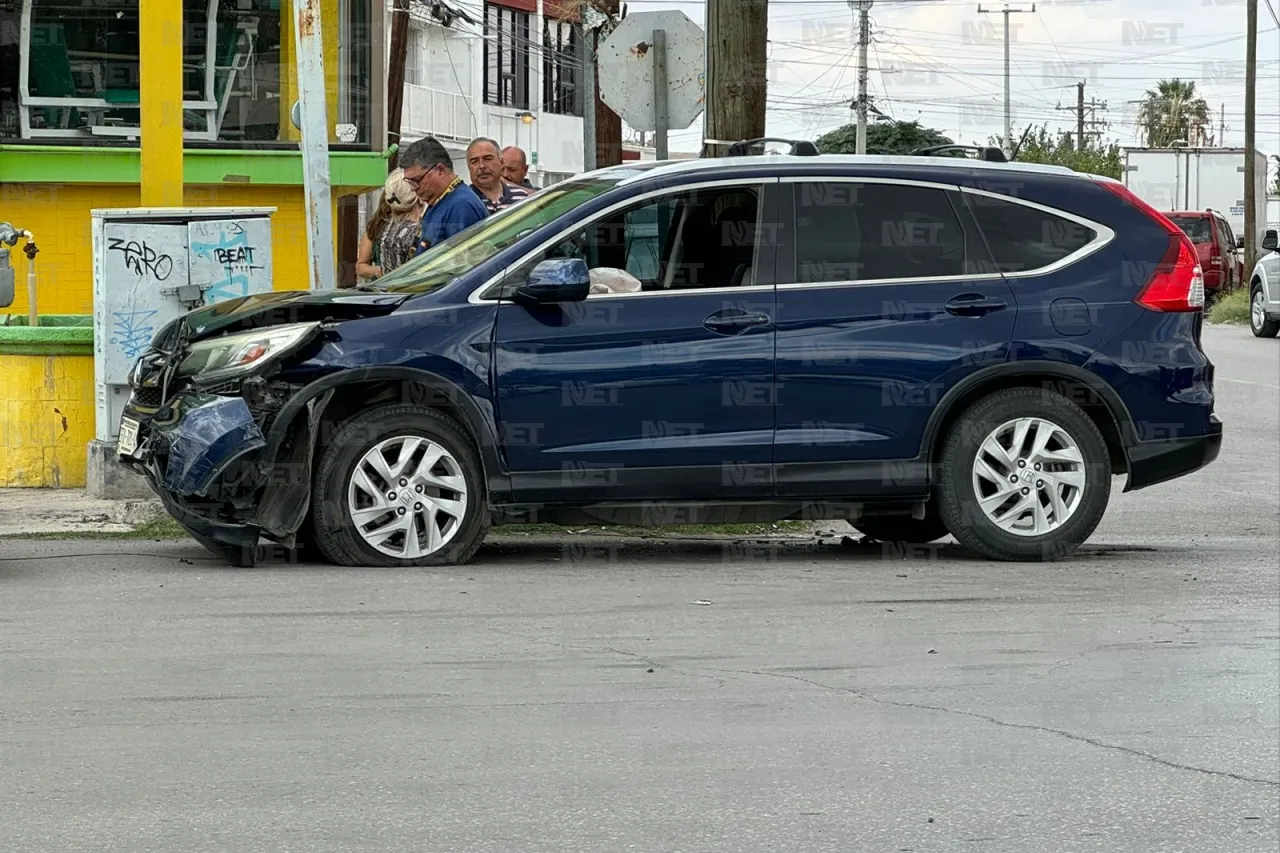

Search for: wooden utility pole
xmin=1246 ymin=0 xmax=1259 ymax=269
xmin=386 ymin=0 xmax=411 ymax=172
xmin=589 ymin=0 xmax=623 ymax=168
xmin=703 ymin=0 xmax=768 ymax=157
xmin=1076 ymin=81 xmax=1085 ymax=149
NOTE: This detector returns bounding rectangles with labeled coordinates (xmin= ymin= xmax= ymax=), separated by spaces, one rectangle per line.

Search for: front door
xmin=771 ymin=177 xmax=1019 ymax=498
xmin=492 ymin=179 xmax=779 ymax=504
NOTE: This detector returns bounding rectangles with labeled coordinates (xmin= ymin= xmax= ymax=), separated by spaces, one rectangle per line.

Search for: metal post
xmin=1003 ymin=10 xmax=1011 ymax=154
xmin=978 ymin=4 xmax=1033 ymax=157
xmin=139 ymin=0 xmax=184 ymax=206
xmin=292 ymin=0 xmax=337 ymax=291
xmin=583 ymin=26 xmax=598 ymax=172
xmin=853 ymin=0 xmax=871 ymax=155
xmin=653 ymin=29 xmax=670 ymax=160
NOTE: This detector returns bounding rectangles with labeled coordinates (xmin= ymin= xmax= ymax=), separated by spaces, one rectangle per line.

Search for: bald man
xmin=501 ymin=146 xmax=535 ymax=190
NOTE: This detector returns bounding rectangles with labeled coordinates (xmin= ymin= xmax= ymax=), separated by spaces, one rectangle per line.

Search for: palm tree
xmin=1137 ymin=79 xmax=1211 ymax=147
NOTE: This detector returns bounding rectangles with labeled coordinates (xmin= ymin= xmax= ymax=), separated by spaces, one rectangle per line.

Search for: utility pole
xmin=1246 ymin=0 xmax=1258 ymax=268
xmin=1076 ymin=81 xmax=1085 ymax=148
xmin=1055 ymin=83 xmax=1107 ymax=149
xmin=385 ymin=0 xmax=410 ymax=172
xmin=582 ymin=0 xmax=622 ymax=169
xmin=852 ymin=0 xmax=872 ymax=154
xmin=977 ymin=3 xmax=1034 ymax=156
xmin=703 ymin=0 xmax=769 ymax=157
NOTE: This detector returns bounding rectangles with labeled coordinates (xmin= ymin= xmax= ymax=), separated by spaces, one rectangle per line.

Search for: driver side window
xmin=492 ymin=183 xmax=765 ymax=298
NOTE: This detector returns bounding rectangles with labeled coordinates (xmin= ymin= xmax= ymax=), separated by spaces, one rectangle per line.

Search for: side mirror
xmin=1236 ymin=236 xmax=1246 ymax=250
xmin=514 ymin=258 xmax=591 ymax=305
xmin=1263 ymin=230 xmax=1278 ymax=252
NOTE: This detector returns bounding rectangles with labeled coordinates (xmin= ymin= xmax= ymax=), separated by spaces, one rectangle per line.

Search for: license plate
xmin=117 ymin=417 xmax=140 ymax=457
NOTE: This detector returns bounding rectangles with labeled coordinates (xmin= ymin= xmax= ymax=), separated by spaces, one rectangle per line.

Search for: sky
xmin=615 ymin=0 xmax=1280 ymax=161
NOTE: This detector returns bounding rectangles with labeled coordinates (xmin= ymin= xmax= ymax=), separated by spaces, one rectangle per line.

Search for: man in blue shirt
xmin=399 ymin=136 xmax=488 ymax=256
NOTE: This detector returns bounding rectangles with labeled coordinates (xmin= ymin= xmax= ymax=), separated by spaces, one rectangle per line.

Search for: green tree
xmin=1137 ymin=79 xmax=1211 ymax=147
xmin=815 ymin=120 xmax=954 ymax=155
xmin=989 ymin=125 xmax=1123 ymax=179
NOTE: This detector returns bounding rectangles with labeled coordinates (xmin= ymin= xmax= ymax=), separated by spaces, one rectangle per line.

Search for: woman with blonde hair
xmin=355 ymin=169 xmax=423 ymax=282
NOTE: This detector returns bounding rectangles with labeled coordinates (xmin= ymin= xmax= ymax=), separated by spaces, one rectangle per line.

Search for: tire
xmin=310 ymin=403 xmax=490 ymax=567
xmin=853 ymin=507 xmax=951 ymax=544
xmin=937 ymin=387 xmax=1112 ymax=562
xmin=1250 ymin=284 xmax=1280 ymax=338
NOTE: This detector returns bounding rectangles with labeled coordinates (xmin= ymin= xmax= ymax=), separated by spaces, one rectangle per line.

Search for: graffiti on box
xmin=190 ymin=221 xmax=269 ymax=304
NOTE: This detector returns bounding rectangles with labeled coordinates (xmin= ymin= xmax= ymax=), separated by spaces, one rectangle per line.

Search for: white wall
xmin=392 ymin=6 xmax=583 ymax=189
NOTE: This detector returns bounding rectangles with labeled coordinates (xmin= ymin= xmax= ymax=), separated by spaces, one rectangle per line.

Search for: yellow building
xmin=0 ymin=0 xmax=388 ymax=487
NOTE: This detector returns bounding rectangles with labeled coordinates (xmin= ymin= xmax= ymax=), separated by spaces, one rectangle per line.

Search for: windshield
xmin=366 ymin=171 xmax=649 ymax=294
xmin=1169 ymin=216 xmax=1213 ymax=243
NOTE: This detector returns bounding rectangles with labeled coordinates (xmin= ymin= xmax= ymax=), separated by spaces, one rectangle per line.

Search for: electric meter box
xmin=87 ymin=207 xmax=276 ymax=499
xmin=91 ymin=206 xmax=277 ymax=442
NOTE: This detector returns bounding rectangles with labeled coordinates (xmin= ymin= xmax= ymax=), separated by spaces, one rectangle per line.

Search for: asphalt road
xmin=2 ymin=325 xmax=1277 ymax=853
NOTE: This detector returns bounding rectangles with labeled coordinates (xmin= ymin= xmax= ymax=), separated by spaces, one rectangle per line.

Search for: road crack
xmin=709 ymin=667 xmax=1280 ymax=788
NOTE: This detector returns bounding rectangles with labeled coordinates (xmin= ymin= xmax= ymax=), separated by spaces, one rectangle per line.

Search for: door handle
xmin=704 ymin=310 xmax=772 ymax=334
xmin=944 ymin=293 xmax=1007 ymax=317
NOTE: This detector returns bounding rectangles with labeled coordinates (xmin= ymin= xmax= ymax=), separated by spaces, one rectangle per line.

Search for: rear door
xmin=771 ymin=176 xmax=1018 ymax=498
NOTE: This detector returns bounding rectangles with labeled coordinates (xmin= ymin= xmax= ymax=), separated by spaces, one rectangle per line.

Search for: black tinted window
xmin=1167 ymin=215 xmax=1213 ymax=244
xmin=968 ymin=193 xmax=1098 ymax=272
xmin=789 ymin=183 xmax=966 ymax=283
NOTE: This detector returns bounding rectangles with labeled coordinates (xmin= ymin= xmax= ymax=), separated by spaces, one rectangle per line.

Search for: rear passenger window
xmin=966 ymin=193 xmax=1097 ymax=273
xmin=788 ymin=182 xmax=966 ymax=283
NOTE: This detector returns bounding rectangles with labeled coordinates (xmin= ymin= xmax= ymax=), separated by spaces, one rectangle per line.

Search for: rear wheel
xmin=310 ymin=404 xmax=489 ymax=567
xmin=937 ymin=388 xmax=1111 ymax=562
xmin=1250 ymin=284 xmax=1280 ymax=337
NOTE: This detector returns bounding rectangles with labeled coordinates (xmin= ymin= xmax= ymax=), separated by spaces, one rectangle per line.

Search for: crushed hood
xmin=177 ymin=290 xmax=410 ymax=343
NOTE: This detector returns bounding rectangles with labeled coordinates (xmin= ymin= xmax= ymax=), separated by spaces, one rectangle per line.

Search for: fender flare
xmin=919 ymin=360 xmax=1139 ymax=465
xmin=259 ymin=365 xmax=511 ymax=502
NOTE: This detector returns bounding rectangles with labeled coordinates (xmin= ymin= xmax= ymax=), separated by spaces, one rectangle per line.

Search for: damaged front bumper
xmin=120 ymin=376 xmax=331 ymax=565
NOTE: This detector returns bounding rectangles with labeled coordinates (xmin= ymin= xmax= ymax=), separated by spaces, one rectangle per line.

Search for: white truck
xmin=1121 ymin=147 xmax=1268 ymax=242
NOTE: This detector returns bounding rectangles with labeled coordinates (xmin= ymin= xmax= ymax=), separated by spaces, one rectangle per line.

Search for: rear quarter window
xmin=965 ymin=192 xmax=1098 ymax=273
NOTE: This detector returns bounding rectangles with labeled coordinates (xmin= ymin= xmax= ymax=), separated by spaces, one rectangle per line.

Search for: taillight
xmin=1135 ymin=237 xmax=1205 ymax=312
xmin=1098 ymin=180 xmax=1205 ymax=312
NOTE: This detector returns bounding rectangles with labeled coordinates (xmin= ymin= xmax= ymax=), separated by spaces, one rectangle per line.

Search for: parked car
xmin=1165 ymin=209 xmax=1243 ymax=300
xmin=1249 ymin=226 xmax=1280 ymax=337
xmin=116 ymin=146 xmax=1223 ymax=567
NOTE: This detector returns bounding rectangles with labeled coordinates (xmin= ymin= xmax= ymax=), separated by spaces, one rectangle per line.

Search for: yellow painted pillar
xmin=139 ymin=0 xmax=184 ymax=206
xmin=278 ymin=0 xmax=341 ymax=143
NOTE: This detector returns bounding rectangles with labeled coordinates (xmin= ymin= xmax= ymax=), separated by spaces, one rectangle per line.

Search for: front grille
xmin=132 ymin=387 xmax=164 ymax=408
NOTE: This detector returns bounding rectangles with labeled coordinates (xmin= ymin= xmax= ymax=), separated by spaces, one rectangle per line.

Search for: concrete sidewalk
xmin=0 ymin=489 xmax=164 ymax=536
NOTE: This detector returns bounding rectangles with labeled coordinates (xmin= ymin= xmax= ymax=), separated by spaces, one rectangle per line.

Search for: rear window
xmin=965 ymin=193 xmax=1098 ymax=273
xmin=1168 ymin=215 xmax=1214 ymax=244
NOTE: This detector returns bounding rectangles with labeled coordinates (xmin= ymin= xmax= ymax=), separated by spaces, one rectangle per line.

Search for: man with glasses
xmin=399 ymin=136 xmax=488 ymax=257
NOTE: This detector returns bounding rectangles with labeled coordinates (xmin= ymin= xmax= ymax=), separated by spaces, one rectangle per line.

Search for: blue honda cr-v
xmin=117 ymin=147 xmax=1222 ymax=567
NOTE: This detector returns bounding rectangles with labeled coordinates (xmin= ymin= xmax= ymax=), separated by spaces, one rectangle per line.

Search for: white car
xmin=1250 ymin=227 xmax=1280 ymax=338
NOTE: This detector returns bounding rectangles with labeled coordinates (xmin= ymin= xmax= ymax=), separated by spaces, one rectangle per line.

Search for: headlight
xmin=175 ymin=323 xmax=321 ymax=384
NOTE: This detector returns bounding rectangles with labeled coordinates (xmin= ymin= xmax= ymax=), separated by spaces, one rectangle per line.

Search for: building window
xmin=4 ymin=0 xmax=374 ymax=147
xmin=542 ymin=17 xmax=581 ymax=117
xmin=483 ymin=3 xmax=529 ymax=109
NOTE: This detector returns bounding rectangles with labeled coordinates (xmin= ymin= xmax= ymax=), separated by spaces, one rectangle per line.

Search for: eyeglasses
xmin=403 ymin=164 xmax=443 ymax=186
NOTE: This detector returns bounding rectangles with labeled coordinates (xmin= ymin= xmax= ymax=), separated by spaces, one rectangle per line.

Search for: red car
xmin=1165 ymin=210 xmax=1244 ymax=299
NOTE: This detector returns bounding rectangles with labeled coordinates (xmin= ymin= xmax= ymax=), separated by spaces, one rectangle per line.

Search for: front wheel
xmin=937 ymin=388 xmax=1112 ymax=562
xmin=310 ymin=404 xmax=490 ymax=567
xmin=1250 ymin=284 xmax=1280 ymax=338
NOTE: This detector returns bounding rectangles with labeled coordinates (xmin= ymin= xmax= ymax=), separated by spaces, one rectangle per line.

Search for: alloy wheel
xmin=971 ymin=417 xmax=1086 ymax=537
xmin=347 ymin=435 xmax=468 ymax=559
xmin=1252 ymin=289 xmax=1268 ymax=331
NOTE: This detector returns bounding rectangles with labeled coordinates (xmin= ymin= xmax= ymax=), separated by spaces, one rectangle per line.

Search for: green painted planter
xmin=0 ymin=315 xmax=93 ymax=356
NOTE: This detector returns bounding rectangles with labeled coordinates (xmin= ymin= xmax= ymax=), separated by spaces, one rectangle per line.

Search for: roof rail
xmin=911 ymin=144 xmax=1009 ymax=163
xmin=716 ymin=137 xmax=821 ymax=157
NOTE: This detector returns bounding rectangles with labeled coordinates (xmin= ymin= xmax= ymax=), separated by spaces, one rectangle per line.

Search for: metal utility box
xmin=90 ymin=207 xmax=276 ymax=443
xmin=1122 ymin=147 xmax=1268 ymax=242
